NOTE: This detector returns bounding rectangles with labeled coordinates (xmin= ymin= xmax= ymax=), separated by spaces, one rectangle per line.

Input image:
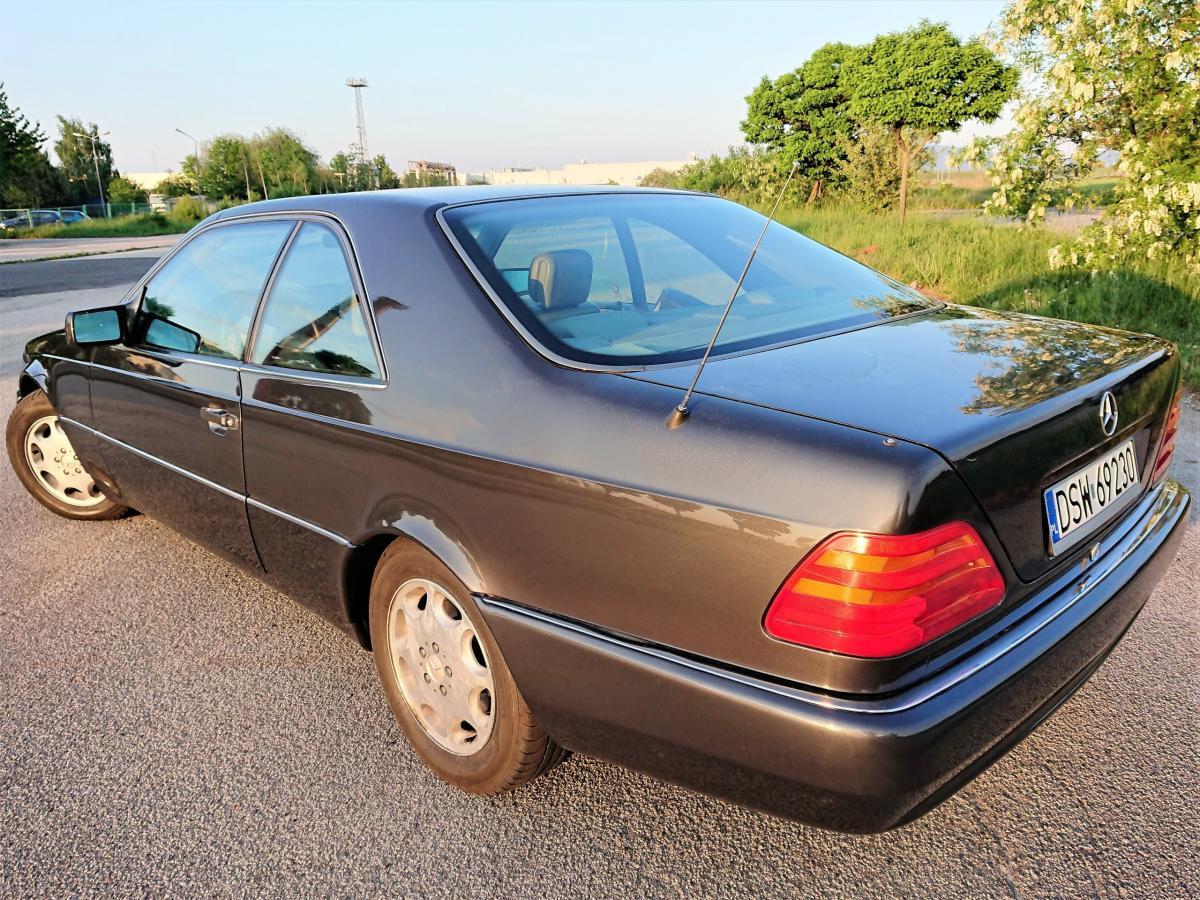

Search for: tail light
xmin=764 ymin=522 xmax=1006 ymax=658
xmin=1150 ymin=391 xmax=1182 ymax=485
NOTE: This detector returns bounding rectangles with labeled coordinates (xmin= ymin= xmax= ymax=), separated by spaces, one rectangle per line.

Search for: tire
xmin=369 ymin=540 xmax=567 ymax=794
xmin=6 ymin=390 xmax=127 ymax=521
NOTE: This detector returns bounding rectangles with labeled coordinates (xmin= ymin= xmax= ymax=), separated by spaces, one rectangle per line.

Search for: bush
xmin=107 ymin=176 xmax=148 ymax=204
xmin=169 ymin=196 xmax=208 ymax=223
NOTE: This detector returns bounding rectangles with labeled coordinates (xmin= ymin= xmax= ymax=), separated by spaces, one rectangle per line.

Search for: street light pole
xmin=175 ymin=128 xmax=202 ymax=195
xmin=72 ymin=129 xmax=110 ymax=217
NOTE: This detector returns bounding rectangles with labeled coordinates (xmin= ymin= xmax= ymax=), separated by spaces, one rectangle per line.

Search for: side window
xmin=136 ymin=220 xmax=293 ymax=359
xmin=627 ymin=219 xmax=736 ymax=307
xmin=493 ymin=217 xmax=632 ymax=305
xmin=250 ymin=222 xmax=380 ymax=379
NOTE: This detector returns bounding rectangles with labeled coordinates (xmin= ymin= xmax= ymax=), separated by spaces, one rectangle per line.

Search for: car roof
xmin=209 ymin=184 xmax=696 ymax=222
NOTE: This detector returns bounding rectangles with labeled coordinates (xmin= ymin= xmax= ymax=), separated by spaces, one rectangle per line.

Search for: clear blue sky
xmin=9 ymin=0 xmax=1008 ymax=174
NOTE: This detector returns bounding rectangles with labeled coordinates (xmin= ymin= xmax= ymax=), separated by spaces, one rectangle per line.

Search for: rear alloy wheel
xmin=5 ymin=390 xmax=127 ymax=520
xmin=369 ymin=541 xmax=567 ymax=794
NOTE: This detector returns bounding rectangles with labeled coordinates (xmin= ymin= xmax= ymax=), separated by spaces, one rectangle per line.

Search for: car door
xmin=237 ymin=219 xmax=386 ymax=619
xmin=88 ymin=217 xmax=297 ymax=570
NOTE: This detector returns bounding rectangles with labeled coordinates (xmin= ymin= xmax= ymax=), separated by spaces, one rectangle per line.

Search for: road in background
xmin=1 ymin=254 xmax=1197 ymax=898
xmin=0 ymin=236 xmax=180 ymax=264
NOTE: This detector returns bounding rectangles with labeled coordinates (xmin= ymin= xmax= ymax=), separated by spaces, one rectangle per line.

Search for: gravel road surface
xmin=1 ymin=255 xmax=1197 ymax=898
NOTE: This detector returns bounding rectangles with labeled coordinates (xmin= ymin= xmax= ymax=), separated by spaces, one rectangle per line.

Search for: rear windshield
xmin=442 ymin=193 xmax=933 ymax=367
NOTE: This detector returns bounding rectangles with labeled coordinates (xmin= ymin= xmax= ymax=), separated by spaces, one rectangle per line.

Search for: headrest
xmin=528 ymin=250 xmax=592 ymax=311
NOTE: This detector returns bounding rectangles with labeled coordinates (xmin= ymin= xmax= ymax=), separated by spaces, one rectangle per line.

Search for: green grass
xmin=778 ymin=205 xmax=1200 ymax=388
xmin=911 ymin=176 xmax=1121 ymax=211
xmin=0 ymin=212 xmax=196 ymax=239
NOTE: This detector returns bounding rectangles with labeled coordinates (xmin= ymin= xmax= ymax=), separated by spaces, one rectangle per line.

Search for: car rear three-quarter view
xmin=7 ymin=186 xmax=1189 ymax=833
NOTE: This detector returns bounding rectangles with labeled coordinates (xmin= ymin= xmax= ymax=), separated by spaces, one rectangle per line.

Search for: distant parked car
xmin=60 ymin=210 xmax=90 ymax=224
xmin=0 ymin=209 xmax=63 ymax=230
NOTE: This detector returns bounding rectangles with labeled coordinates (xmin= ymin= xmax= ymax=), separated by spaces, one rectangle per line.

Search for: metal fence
xmin=0 ymin=203 xmax=154 ymax=230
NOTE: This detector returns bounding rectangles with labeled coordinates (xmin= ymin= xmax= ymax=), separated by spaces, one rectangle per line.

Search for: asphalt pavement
xmin=0 ymin=235 xmax=180 ymax=264
xmin=1 ymin=254 xmax=1197 ymax=898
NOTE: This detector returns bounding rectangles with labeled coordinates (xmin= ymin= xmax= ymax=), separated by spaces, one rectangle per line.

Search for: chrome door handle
xmin=200 ymin=406 xmax=240 ymax=432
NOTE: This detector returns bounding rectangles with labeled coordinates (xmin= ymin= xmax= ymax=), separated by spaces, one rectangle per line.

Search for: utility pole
xmin=345 ymin=77 xmax=372 ymax=188
xmin=175 ymin=128 xmax=202 ymax=195
xmin=72 ymin=129 xmax=110 ymax=217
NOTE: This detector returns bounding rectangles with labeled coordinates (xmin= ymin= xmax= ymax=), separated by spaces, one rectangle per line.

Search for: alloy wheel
xmin=23 ymin=415 xmax=105 ymax=508
xmin=386 ymin=577 xmax=496 ymax=755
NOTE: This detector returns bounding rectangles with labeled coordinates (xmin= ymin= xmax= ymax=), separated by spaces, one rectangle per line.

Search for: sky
xmin=8 ymin=0 xmax=1010 ymax=175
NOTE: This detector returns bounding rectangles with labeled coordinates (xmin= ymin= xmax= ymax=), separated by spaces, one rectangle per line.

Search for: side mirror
xmin=65 ymin=306 xmax=125 ymax=346
xmin=143 ymin=316 xmax=202 ymax=354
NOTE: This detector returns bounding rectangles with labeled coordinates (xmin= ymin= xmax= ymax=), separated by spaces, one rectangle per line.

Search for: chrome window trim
xmin=480 ymin=480 xmax=1185 ymax=716
xmin=434 ymin=199 xmax=942 ymax=375
xmin=116 ymin=212 xmax=388 ymax=385
xmin=233 ymin=213 xmax=389 ymax=384
xmin=124 ymin=347 xmax=243 ymax=372
xmin=59 ymin=416 xmax=355 ymax=549
xmin=239 ymin=362 xmax=389 ymax=391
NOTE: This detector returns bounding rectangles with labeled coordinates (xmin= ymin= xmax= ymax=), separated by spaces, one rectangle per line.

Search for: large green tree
xmin=0 ymin=84 xmax=64 ymax=208
xmin=742 ymin=42 xmax=854 ymax=202
xmin=842 ymin=21 xmax=1017 ymax=221
xmin=54 ymin=116 xmax=115 ymax=204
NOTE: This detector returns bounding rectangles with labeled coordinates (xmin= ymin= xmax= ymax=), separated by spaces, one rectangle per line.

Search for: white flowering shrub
xmin=981 ymin=0 xmax=1200 ymax=271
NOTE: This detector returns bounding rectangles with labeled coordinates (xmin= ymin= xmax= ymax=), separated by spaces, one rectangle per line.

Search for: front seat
xmin=528 ymin=250 xmax=593 ymax=324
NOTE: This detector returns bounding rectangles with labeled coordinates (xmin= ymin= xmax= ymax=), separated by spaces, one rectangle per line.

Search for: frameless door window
xmin=135 ymin=220 xmax=294 ymax=359
xmin=250 ymin=222 xmax=380 ymax=379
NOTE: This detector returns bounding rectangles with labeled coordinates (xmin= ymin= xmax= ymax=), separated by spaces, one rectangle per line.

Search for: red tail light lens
xmin=1150 ymin=392 xmax=1182 ymax=485
xmin=764 ymin=522 xmax=1006 ymax=658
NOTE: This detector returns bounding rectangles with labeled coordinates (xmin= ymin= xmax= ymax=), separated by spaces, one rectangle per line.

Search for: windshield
xmin=442 ymin=193 xmax=934 ymax=367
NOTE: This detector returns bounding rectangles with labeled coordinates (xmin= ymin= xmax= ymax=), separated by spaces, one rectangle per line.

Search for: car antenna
xmin=666 ymin=160 xmax=800 ymax=430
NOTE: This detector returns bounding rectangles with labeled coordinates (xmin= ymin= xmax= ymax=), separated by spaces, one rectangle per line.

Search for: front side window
xmin=136 ymin=220 xmax=293 ymax=359
xmin=250 ymin=222 xmax=380 ymax=378
xmin=443 ymin=194 xmax=934 ymax=367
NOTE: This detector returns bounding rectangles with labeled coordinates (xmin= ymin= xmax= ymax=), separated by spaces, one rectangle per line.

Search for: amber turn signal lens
xmin=764 ymin=522 xmax=1006 ymax=658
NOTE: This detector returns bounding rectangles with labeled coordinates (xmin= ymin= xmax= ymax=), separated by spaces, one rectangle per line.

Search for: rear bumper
xmin=480 ymin=480 xmax=1190 ymax=833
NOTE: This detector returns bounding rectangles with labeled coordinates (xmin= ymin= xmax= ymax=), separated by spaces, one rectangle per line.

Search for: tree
xmin=251 ymin=127 xmax=319 ymax=197
xmin=742 ymin=42 xmax=855 ymax=202
xmin=373 ymin=155 xmax=401 ymax=189
xmin=54 ymin=116 xmax=115 ymax=204
xmin=107 ymin=175 xmax=147 ymax=204
xmin=842 ymin=21 xmax=1017 ymax=221
xmin=198 ymin=135 xmax=254 ymax=200
xmin=982 ymin=0 xmax=1200 ymax=271
xmin=638 ymin=167 xmax=680 ymax=188
xmin=0 ymin=83 xmax=65 ymax=208
xmin=837 ymin=125 xmax=904 ymax=213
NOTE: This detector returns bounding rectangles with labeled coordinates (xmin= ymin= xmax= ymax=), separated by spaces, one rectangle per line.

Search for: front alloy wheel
xmin=5 ymin=390 xmax=127 ymax=520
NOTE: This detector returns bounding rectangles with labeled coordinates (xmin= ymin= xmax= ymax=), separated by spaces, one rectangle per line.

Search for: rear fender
xmin=341 ymin=496 xmax=487 ymax=648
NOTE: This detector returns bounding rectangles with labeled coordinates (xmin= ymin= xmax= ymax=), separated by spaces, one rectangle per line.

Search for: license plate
xmin=1043 ymin=439 xmax=1139 ymax=555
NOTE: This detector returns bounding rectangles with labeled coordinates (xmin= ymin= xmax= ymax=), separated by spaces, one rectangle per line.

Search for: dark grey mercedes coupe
xmin=6 ymin=186 xmax=1188 ymax=832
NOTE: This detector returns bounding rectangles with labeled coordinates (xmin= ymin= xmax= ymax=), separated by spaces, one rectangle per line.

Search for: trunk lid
xmin=629 ymin=305 xmax=1179 ymax=582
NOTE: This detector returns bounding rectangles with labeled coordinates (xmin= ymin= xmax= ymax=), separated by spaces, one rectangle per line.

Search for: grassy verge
xmin=0 ymin=212 xmax=195 ymax=239
xmin=911 ymin=176 xmax=1120 ymax=210
xmin=779 ymin=206 xmax=1199 ymax=387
